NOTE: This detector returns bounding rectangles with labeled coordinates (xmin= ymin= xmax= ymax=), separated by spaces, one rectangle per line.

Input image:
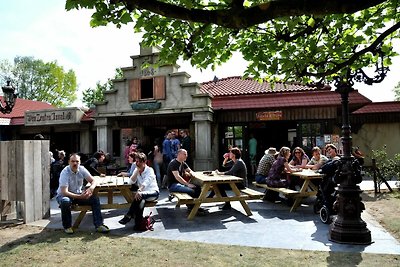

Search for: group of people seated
xmin=56 ymin=150 xmax=160 ymax=234
xmin=255 ymin=144 xmax=340 ymax=189
xmin=54 ymin=142 xmax=351 ymax=234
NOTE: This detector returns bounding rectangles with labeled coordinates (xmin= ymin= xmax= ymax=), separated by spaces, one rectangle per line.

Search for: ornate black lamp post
xmin=329 ymin=47 xmax=388 ymax=244
xmin=0 ymin=80 xmax=17 ymax=114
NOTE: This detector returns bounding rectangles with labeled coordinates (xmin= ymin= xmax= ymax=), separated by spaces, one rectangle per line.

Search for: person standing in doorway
xmin=124 ymin=139 xmax=133 ymax=171
xmin=170 ymin=131 xmax=181 ymax=159
xmin=248 ymin=133 xmax=258 ymax=177
xmin=152 ymin=138 xmax=163 ymax=187
xmin=180 ymin=129 xmax=192 ymax=168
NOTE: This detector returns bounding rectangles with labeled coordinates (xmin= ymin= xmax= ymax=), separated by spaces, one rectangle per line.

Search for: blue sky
xmin=0 ymin=1 xmax=398 ymax=106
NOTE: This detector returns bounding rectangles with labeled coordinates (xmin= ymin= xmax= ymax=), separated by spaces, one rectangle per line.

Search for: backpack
xmin=135 ymin=212 xmax=155 ymax=231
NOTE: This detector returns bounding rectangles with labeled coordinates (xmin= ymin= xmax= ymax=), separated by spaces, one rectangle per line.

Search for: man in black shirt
xmin=83 ymin=151 xmax=106 ymax=177
xmin=166 ymin=149 xmax=202 ymax=211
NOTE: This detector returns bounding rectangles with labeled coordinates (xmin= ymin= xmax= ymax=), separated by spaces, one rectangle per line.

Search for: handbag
xmin=135 ymin=212 xmax=155 ymax=231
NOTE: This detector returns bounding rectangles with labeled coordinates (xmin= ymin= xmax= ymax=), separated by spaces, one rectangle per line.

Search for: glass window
xmin=234 ymin=126 xmax=243 ymax=138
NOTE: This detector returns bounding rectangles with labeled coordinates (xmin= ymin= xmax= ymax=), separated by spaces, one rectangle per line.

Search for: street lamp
xmin=329 ymin=46 xmax=388 ymax=244
xmin=0 ymin=80 xmax=17 ymax=114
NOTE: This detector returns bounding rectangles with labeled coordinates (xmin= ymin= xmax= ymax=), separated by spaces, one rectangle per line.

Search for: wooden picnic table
xmin=173 ymin=171 xmax=263 ymax=220
xmin=289 ymin=170 xmax=324 ymax=212
xmin=71 ymin=176 xmax=156 ymax=228
xmin=253 ymin=169 xmax=324 ymax=212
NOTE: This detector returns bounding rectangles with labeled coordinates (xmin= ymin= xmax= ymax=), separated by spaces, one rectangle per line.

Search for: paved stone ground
xmin=30 ymin=180 xmax=400 ymax=255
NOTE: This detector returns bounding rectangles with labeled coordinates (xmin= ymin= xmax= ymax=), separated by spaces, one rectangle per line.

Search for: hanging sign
xmin=256 ymin=111 xmax=283 ymax=121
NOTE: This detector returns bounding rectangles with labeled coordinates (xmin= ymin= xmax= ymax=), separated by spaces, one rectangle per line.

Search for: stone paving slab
xmin=30 ymin=181 xmax=400 ymax=255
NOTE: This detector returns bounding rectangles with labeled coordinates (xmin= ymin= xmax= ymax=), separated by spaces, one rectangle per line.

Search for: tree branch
xmin=275 ymin=18 xmax=323 ymax=42
xmin=301 ymin=21 xmax=400 ymax=78
xmin=123 ymin=0 xmax=387 ymax=29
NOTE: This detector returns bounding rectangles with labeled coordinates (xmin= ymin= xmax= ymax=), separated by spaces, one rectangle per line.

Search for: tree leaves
xmin=0 ymin=56 xmax=77 ymax=107
xmin=66 ymin=0 xmax=400 ymax=85
xmin=82 ymin=68 xmax=123 ymax=107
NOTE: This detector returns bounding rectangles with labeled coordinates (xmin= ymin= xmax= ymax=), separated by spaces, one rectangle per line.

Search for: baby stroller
xmin=313 ymin=159 xmax=341 ymax=224
xmin=314 ymin=155 xmax=364 ymax=224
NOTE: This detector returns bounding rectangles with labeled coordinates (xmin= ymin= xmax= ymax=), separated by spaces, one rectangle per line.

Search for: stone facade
xmin=94 ymin=46 xmax=215 ymax=170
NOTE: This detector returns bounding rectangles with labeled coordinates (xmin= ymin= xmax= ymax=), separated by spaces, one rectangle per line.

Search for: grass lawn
xmin=0 ymin=190 xmax=399 ymax=266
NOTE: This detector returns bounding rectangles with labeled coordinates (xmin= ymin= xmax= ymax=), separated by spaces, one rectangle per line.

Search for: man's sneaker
xmin=96 ymin=224 xmax=110 ymax=233
xmin=64 ymin=227 xmax=74 ymax=234
xmin=118 ymin=215 xmax=132 ymax=225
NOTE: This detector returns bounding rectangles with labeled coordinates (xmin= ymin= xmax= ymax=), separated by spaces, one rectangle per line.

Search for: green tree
xmin=65 ymin=0 xmax=399 ymax=84
xmin=82 ymin=68 xmax=123 ymax=107
xmin=0 ymin=56 xmax=77 ymax=107
xmin=394 ymin=81 xmax=400 ymax=101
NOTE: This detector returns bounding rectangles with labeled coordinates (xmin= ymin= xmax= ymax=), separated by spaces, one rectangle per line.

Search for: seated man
xmin=166 ymin=149 xmax=203 ymax=212
xmin=254 ymin=147 xmax=277 ymax=184
xmin=325 ymin=144 xmax=341 ymax=160
xmin=56 ymin=153 xmax=109 ymax=234
xmin=83 ymin=151 xmax=106 ymax=177
xmin=305 ymin=146 xmax=329 ymax=170
xmin=118 ymin=152 xmax=159 ymax=230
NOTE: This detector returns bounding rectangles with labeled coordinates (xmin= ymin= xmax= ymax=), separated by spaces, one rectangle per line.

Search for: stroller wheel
xmin=320 ymin=205 xmax=331 ymax=224
xmin=313 ymin=199 xmax=322 ymax=214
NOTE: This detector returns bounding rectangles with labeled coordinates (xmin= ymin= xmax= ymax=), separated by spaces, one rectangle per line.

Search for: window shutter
xmin=129 ymin=79 xmax=140 ymax=101
xmin=154 ymin=76 xmax=166 ymax=100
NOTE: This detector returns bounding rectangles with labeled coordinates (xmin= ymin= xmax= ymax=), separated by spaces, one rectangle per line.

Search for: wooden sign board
xmin=256 ymin=111 xmax=283 ymax=121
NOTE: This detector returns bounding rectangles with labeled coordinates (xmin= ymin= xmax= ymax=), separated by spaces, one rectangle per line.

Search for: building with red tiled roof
xmin=0 ymin=97 xmax=55 ymax=125
xmin=2 ymin=47 xmax=400 ymax=170
xmin=352 ymin=101 xmax=400 ymax=114
xmin=88 ymin=47 xmax=400 ymax=170
xmin=0 ymin=96 xmax=96 ymax=155
xmin=200 ymin=76 xmax=371 ymax=110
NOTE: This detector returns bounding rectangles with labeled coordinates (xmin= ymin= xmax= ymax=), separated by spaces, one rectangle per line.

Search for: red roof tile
xmin=0 ymin=97 xmax=55 ymax=125
xmin=200 ymin=76 xmax=331 ymax=97
xmin=81 ymin=109 xmax=95 ymax=121
xmin=201 ymin=76 xmax=371 ymax=110
xmin=352 ymin=102 xmax=400 ymax=114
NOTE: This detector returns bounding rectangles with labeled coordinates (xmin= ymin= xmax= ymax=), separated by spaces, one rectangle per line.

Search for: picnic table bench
xmin=71 ymin=200 xmax=157 ymax=229
xmin=170 ymin=171 xmax=264 ymax=219
xmin=171 ymin=187 xmax=264 ymax=208
xmin=253 ymin=170 xmax=324 ymax=212
xmin=253 ymin=181 xmax=299 ymax=196
xmin=70 ymin=176 xmax=157 ymax=229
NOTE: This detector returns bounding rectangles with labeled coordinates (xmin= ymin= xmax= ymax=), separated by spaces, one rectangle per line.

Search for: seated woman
xmin=117 ymin=152 xmax=137 ymax=177
xmin=265 ymin=146 xmax=300 ymax=188
xmin=221 ymin=145 xmax=234 ymax=171
xmin=213 ymin=147 xmax=247 ymax=210
xmin=118 ymin=152 xmax=159 ymax=230
xmin=289 ymin=147 xmax=309 ymax=169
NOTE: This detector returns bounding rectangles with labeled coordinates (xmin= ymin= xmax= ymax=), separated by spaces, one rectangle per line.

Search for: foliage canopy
xmin=0 ymin=56 xmax=77 ymax=107
xmin=369 ymin=145 xmax=400 ymax=182
xmin=82 ymin=68 xmax=123 ymax=107
xmin=66 ymin=0 xmax=400 ymax=85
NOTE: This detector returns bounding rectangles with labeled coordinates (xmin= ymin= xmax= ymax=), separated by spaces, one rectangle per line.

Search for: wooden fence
xmin=0 ymin=140 xmax=50 ymax=223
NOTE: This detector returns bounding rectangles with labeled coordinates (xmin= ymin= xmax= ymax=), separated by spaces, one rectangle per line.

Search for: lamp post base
xmin=329 ymin=184 xmax=372 ymax=245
